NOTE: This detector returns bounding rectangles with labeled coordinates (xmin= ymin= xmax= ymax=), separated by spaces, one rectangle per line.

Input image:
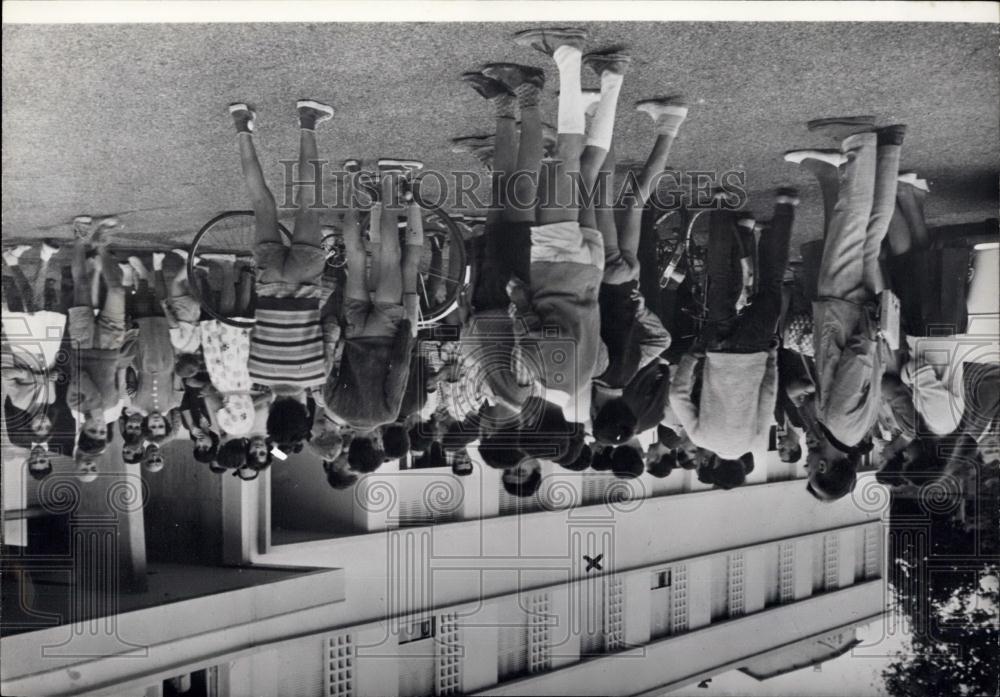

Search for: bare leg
xmin=373 ymin=176 xmax=403 ymax=305
xmin=403 ymin=200 xmax=424 ymax=326
xmin=619 ymin=132 xmax=678 ymax=267
xmin=237 ymin=133 xmax=282 ymax=248
xmin=506 ymin=104 xmax=541 ymax=223
xmin=235 ymin=266 xmax=254 ymax=315
xmin=343 ymin=178 xmax=370 ymax=303
xmin=291 ymin=128 xmax=323 ymax=249
xmin=593 ymin=140 xmax=618 ymax=262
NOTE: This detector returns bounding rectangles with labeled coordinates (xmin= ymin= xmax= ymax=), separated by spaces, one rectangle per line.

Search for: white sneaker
xmin=783 ymin=150 xmax=847 ymax=168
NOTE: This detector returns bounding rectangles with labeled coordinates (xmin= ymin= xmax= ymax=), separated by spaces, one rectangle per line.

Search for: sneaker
xmin=898 ymin=172 xmax=930 ymax=192
xmin=635 ymin=97 xmax=689 ymax=122
xmin=783 ymin=149 xmax=847 ymax=168
xmin=127 ymin=256 xmax=151 ymax=280
xmin=377 ymin=159 xmax=424 ymax=176
xmin=582 ymin=50 xmax=632 ymax=77
xmin=775 ymin=187 xmax=800 ymax=206
xmin=481 ymin=63 xmax=545 ymax=91
xmin=297 ymin=100 xmax=334 ymax=129
xmin=461 ymin=71 xmax=513 ymax=99
xmin=876 ymin=124 xmax=907 ymax=147
xmin=40 ymin=240 xmax=60 ymax=262
xmin=513 ymin=27 xmax=587 ymax=56
xmin=2 ymin=245 xmax=31 ymax=266
xmin=806 ymin=115 xmax=876 ymax=140
xmin=451 ymin=135 xmax=494 ymax=154
xmin=171 ymin=248 xmax=190 ymax=262
xmin=343 ymin=159 xmax=362 ymax=173
xmin=93 ymin=217 xmax=120 ymax=231
xmin=229 ymin=103 xmax=256 ymax=133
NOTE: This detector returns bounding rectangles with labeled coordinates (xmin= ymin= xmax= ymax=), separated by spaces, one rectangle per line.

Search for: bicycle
xmin=190 ymin=206 xmax=470 ymax=329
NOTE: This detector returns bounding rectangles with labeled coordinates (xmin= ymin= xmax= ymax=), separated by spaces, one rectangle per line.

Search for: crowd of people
xmin=4 ymin=27 xmax=997 ymax=514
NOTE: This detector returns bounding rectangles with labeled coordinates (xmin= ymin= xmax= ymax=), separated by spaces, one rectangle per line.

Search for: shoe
xmin=229 ymin=103 xmax=256 ymax=133
xmin=118 ymin=263 xmax=135 ymax=288
xmin=72 ymin=215 xmax=93 ymax=238
xmin=461 ymin=71 xmax=514 ymax=99
xmin=171 ymin=248 xmax=190 ymax=262
xmin=513 ymin=27 xmax=587 ymax=56
xmin=151 ymin=252 xmax=166 ymax=269
xmin=736 ymin=215 xmax=756 ymax=230
xmin=93 ymin=217 xmax=120 ymax=231
xmin=635 ymin=97 xmax=689 ymax=122
xmin=40 ymin=240 xmax=60 ymax=262
xmin=582 ymin=50 xmax=632 ymax=77
xmin=342 ymin=159 xmax=362 ymax=173
xmin=806 ymin=115 xmax=876 ymax=140
xmin=127 ymin=256 xmax=150 ymax=279
xmin=775 ymin=187 xmax=800 ymax=206
xmin=783 ymin=149 xmax=847 ymax=168
xmin=451 ymin=135 xmax=494 ymax=154
xmin=582 ymin=89 xmax=601 ymax=117
xmin=297 ymin=100 xmax=334 ymax=129
xmin=898 ymin=172 xmax=929 ymax=192
xmin=377 ymin=159 xmax=424 ymax=175
xmin=481 ymin=63 xmax=545 ymax=91
xmin=876 ymin=124 xmax=907 ymax=147
xmin=2 ymin=245 xmax=31 ymax=266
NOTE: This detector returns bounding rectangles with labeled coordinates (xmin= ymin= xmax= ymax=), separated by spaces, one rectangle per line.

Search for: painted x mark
xmin=583 ymin=554 xmax=603 ymax=572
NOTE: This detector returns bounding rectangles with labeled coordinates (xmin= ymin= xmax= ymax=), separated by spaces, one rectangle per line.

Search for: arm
xmin=756 ymin=350 xmax=779 ymax=442
xmin=667 ymin=353 xmax=701 ymax=434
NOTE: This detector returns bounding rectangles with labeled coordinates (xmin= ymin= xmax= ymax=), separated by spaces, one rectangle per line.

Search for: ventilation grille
xmin=435 ymin=613 xmax=462 ymax=696
xmin=325 ymin=633 xmax=354 ymax=697
xmin=528 ymin=593 xmax=552 ymax=674
xmin=779 ymin=541 xmax=796 ymax=604
xmin=727 ymin=552 xmax=746 ymax=617
xmin=823 ymin=533 xmax=840 ymax=590
xmin=670 ymin=565 xmax=689 ymax=633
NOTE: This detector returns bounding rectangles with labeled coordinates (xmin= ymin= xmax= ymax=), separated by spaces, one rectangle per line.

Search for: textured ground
xmin=3 ymin=22 xmax=998 ymax=250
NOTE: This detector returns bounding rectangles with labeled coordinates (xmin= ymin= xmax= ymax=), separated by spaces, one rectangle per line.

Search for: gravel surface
xmin=3 ymin=22 xmax=998 ymax=249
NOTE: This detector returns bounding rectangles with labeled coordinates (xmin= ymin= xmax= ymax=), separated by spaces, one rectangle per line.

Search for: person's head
xmin=407 ymin=421 xmax=435 ymax=456
xmin=711 ymin=455 xmax=751 ymax=490
xmin=502 ymin=458 xmax=542 ymax=498
xmin=806 ymin=439 xmax=860 ymax=502
xmin=593 ymin=398 xmax=638 ymax=446
xmin=142 ymin=443 xmax=165 ymax=472
xmin=75 ymin=453 xmax=99 ymax=482
xmin=646 ymin=450 xmax=677 ymax=479
xmin=558 ymin=442 xmax=592 ymax=471
xmin=611 ymin=445 xmax=644 ymax=479
xmin=479 ymin=428 xmax=526 ymax=470
xmin=217 ymin=438 xmax=249 ymax=470
xmin=308 ymin=427 xmax=344 ymax=462
xmin=266 ymin=397 xmax=312 ymax=450
xmin=675 ymin=446 xmax=696 ymax=470
xmin=323 ymin=459 xmax=359 ymax=489
xmin=247 ymin=435 xmax=273 ymax=468
xmin=591 ymin=446 xmax=614 ymax=471
xmin=441 ymin=417 xmax=480 ymax=452
xmin=191 ymin=430 xmax=221 ymax=464
xmin=77 ymin=420 xmax=110 ymax=457
xmin=451 ymin=453 xmax=475 ymax=477
xmin=174 ymin=353 xmax=203 ymax=379
xmin=518 ymin=398 xmax=584 ymax=462
xmin=348 ymin=435 xmax=384 ymax=473
xmin=777 ymin=426 xmax=803 ymax=463
xmin=143 ymin=411 xmax=175 ymax=444
xmin=27 ymin=445 xmax=53 ymax=480
xmin=30 ymin=410 xmax=54 ymax=441
xmin=122 ymin=440 xmax=145 ymax=464
xmin=120 ymin=410 xmax=145 ymax=444
xmin=382 ymin=423 xmax=410 ymax=460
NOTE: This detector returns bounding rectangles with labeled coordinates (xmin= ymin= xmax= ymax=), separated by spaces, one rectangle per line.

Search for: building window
xmin=399 ymin=617 xmax=436 ymax=645
xmin=651 ymin=569 xmax=672 ymax=589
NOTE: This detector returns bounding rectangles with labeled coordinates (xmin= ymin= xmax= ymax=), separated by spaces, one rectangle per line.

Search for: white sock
xmin=586 ymin=72 xmax=624 ymax=150
xmin=405 ymin=203 xmax=424 ymax=247
xmin=152 ymin=252 xmax=165 ymax=271
xmin=553 ymin=45 xmax=585 ymax=135
xmin=368 ymin=205 xmax=382 ymax=244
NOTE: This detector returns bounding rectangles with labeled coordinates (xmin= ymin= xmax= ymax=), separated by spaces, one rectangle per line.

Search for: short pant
xmin=255 ymin=240 xmax=326 ymax=285
xmin=68 ymin=306 xmax=126 ymax=351
xmin=530 ymin=222 xmax=604 ymax=271
xmin=342 ymin=297 xmax=406 ymax=339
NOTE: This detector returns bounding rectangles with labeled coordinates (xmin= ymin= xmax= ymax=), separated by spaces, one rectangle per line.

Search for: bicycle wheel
xmin=356 ymin=205 xmax=470 ymax=329
xmin=189 ymin=210 xmax=291 ymax=327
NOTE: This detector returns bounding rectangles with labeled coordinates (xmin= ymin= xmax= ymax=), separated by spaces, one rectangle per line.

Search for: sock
xmin=514 ymin=83 xmax=540 ymax=110
xmin=586 ymin=72 xmax=624 ymax=150
xmin=654 ymin=106 xmax=688 ymax=137
xmin=495 ymin=94 xmax=516 ymax=120
xmin=152 ymin=252 xmax=165 ymax=272
xmin=553 ymin=45 xmax=584 ymax=135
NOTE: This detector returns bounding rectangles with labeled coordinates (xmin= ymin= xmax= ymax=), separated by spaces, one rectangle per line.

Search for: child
xmin=65 ymin=228 xmax=129 ymax=475
xmin=230 ymin=100 xmax=334 ymax=451
xmin=323 ymin=167 xmax=420 ymax=438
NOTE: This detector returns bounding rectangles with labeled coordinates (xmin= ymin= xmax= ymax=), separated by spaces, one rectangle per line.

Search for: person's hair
xmin=122 ymin=442 xmax=144 ymax=464
xmin=591 ymin=446 xmax=614 ymax=471
xmin=592 ymin=399 xmax=638 ymax=446
xmin=382 ymin=423 xmax=410 ymax=459
xmin=647 ymin=451 xmax=677 ymax=478
xmin=76 ymin=425 xmax=111 ymax=456
xmin=451 ymin=453 xmax=475 ymax=476
xmin=518 ymin=399 xmax=584 ymax=462
xmin=407 ymin=421 xmax=435 ymax=454
xmin=779 ymin=442 xmax=803 ymax=464
xmin=348 ymin=436 xmax=384 ymax=473
xmin=174 ymin=353 xmax=203 ymax=379
xmin=553 ymin=433 xmax=586 ymax=468
xmin=266 ymin=397 xmax=312 ymax=449
xmin=217 ymin=438 xmax=249 ymax=470
xmin=559 ymin=442 xmax=592 ymax=471
xmin=479 ymin=429 xmax=526 ymax=469
xmin=698 ymin=454 xmax=750 ymax=490
xmin=676 ymin=448 xmax=697 ymax=470
xmin=611 ymin=446 xmax=644 ymax=479
xmin=657 ymin=424 xmax=683 ymax=449
xmin=143 ymin=411 xmax=177 ymax=445
xmin=118 ymin=413 xmax=144 ymax=446
xmin=807 ymin=453 xmax=860 ymax=502
xmin=441 ymin=417 xmax=480 ymax=452
xmin=503 ymin=467 xmax=542 ymax=498
xmin=324 ymin=464 xmax=359 ymax=490
xmin=28 ymin=462 xmax=53 ymax=480
xmin=192 ymin=430 xmax=221 ymax=463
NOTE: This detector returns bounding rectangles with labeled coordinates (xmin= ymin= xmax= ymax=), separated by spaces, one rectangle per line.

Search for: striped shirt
xmin=249 ymin=295 xmax=326 ymax=388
